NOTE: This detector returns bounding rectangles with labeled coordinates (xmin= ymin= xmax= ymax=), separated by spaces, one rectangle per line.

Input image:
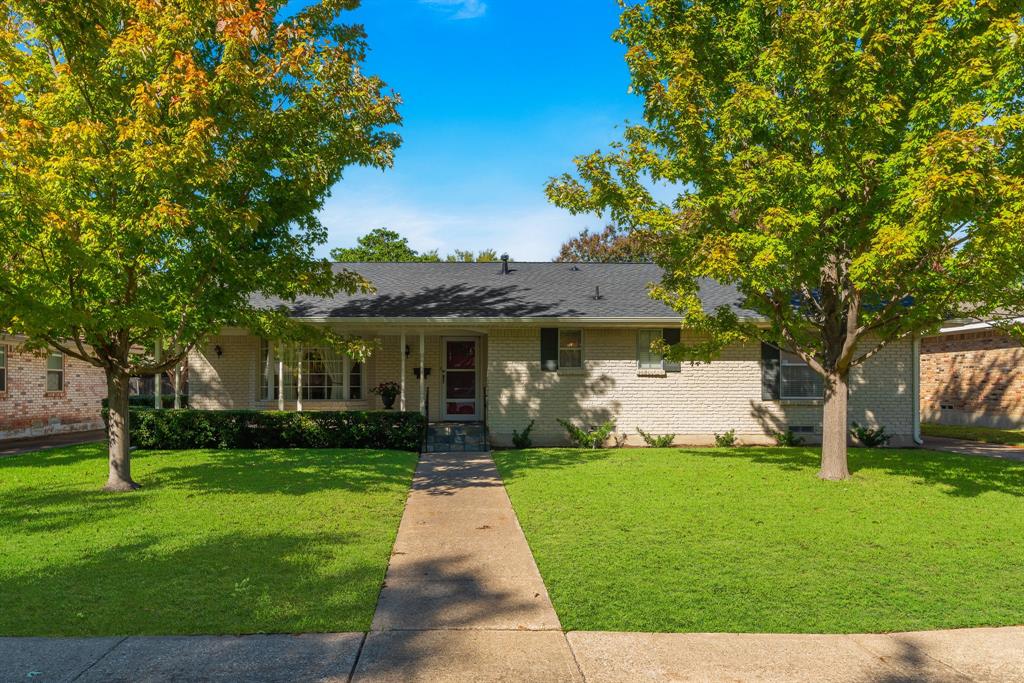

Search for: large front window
xmin=0 ymin=345 xmax=6 ymax=393
xmin=780 ymin=351 xmax=824 ymax=399
xmin=259 ymin=341 xmax=362 ymax=401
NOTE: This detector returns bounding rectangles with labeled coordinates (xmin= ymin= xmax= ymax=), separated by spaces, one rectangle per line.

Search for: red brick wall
xmin=920 ymin=330 xmax=1024 ymax=428
xmin=0 ymin=343 xmax=107 ymax=441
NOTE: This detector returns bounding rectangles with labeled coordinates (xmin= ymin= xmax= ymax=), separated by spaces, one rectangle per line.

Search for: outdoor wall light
xmin=405 ymin=345 xmax=411 ymax=358
xmin=214 ymin=345 xmax=223 ymax=357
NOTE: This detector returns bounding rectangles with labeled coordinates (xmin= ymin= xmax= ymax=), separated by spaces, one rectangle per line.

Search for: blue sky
xmin=313 ymin=0 xmax=641 ymax=261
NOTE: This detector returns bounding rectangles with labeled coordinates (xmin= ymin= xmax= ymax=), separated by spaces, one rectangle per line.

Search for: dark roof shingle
xmin=252 ymin=262 xmax=754 ymax=320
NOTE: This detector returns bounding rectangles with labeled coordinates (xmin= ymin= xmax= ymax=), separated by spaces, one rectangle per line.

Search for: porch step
xmin=423 ymin=422 xmax=489 ymax=453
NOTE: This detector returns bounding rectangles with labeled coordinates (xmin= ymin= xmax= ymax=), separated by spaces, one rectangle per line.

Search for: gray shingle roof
xmin=253 ymin=262 xmax=755 ymax=320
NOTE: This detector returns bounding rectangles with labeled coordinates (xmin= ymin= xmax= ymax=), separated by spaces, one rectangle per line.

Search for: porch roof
xmin=252 ymin=262 xmax=756 ymax=322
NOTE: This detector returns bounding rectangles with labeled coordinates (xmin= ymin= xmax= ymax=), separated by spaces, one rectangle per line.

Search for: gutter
xmin=912 ymin=333 xmax=923 ymax=446
xmin=288 ymin=315 xmax=771 ymax=326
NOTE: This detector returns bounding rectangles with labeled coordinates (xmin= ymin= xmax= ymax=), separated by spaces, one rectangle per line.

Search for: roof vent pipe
xmin=501 ymin=253 xmax=510 ymax=275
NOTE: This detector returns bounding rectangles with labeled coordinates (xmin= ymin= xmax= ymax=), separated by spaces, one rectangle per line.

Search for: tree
xmin=548 ymin=1 xmax=1024 ymax=480
xmin=555 ymin=225 xmax=652 ymax=263
xmin=331 ymin=228 xmax=500 ymax=262
xmin=331 ymin=228 xmax=425 ymax=262
xmin=446 ymin=248 xmax=499 ymax=262
xmin=0 ymin=0 xmax=401 ymax=491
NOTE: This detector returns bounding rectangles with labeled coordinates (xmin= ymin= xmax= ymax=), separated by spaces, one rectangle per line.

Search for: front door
xmin=443 ymin=338 xmax=479 ymax=421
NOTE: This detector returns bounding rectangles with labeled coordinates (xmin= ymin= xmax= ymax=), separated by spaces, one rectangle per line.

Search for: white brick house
xmin=189 ymin=262 xmax=922 ymax=447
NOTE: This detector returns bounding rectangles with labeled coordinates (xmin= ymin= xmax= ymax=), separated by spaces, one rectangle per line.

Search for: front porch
xmin=192 ymin=327 xmax=490 ymax=426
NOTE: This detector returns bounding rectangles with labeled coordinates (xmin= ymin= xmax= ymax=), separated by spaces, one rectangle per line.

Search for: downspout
xmin=912 ymin=333 xmax=923 ymax=446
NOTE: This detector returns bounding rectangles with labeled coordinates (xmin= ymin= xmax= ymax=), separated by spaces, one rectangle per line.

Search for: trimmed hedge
xmin=105 ymin=408 xmax=426 ymax=452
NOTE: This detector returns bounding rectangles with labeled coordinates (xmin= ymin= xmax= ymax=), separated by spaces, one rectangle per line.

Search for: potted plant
xmin=371 ymin=381 xmax=401 ymax=410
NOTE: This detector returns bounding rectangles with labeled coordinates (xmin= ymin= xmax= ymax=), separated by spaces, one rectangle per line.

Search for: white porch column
xmin=419 ymin=331 xmax=425 ymax=417
xmin=296 ymin=346 xmax=303 ymax=412
xmin=400 ymin=331 xmax=407 ymax=411
xmin=154 ymin=339 xmax=162 ymax=410
xmin=173 ymin=345 xmax=182 ymax=410
xmin=265 ymin=341 xmax=275 ymax=402
xmin=277 ymin=341 xmax=285 ymax=411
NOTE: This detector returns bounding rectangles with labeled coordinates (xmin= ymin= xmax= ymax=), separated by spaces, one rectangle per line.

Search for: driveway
xmin=923 ymin=436 xmax=1024 ymax=462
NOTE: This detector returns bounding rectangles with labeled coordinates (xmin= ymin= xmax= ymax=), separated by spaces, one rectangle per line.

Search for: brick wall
xmin=188 ymin=327 xmax=917 ymax=448
xmin=920 ymin=329 xmax=1024 ymax=428
xmin=485 ymin=327 xmax=916 ymax=447
xmin=0 ymin=341 xmax=106 ymax=441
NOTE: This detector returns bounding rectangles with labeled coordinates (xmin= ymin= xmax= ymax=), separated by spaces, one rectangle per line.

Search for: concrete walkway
xmin=923 ymin=436 xmax=1024 ymax=462
xmin=0 ymin=430 xmax=105 ymax=458
xmin=351 ymin=451 xmax=580 ymax=682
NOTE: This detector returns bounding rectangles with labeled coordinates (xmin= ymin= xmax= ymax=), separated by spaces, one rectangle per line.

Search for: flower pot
xmin=382 ymin=394 xmax=397 ymax=410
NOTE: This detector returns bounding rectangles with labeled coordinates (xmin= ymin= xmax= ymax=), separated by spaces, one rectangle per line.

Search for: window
xmin=637 ymin=329 xmax=663 ymax=370
xmin=0 ymin=345 xmax=6 ymax=393
xmin=46 ymin=351 xmax=64 ymax=392
xmin=637 ymin=329 xmax=682 ymax=372
xmin=780 ymin=350 xmax=824 ymax=399
xmin=259 ymin=340 xmax=362 ymax=401
xmin=558 ymin=329 xmax=583 ymax=368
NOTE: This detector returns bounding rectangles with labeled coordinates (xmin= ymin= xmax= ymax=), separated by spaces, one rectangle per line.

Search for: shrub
xmin=714 ymin=429 xmax=737 ymax=447
xmin=558 ymin=418 xmax=617 ymax=449
xmin=512 ymin=420 xmax=535 ymax=449
xmin=636 ymin=427 xmax=675 ymax=448
xmin=851 ymin=422 xmax=891 ymax=448
xmin=104 ymin=408 xmax=426 ymax=451
xmin=771 ymin=429 xmax=805 ymax=447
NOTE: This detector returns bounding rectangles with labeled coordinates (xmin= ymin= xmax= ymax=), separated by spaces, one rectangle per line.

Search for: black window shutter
xmin=540 ymin=328 xmax=559 ymax=372
xmin=663 ymin=328 xmax=681 ymax=373
xmin=761 ymin=342 xmax=781 ymax=400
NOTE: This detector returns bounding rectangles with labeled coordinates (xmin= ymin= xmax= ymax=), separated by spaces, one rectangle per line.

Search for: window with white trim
xmin=637 ymin=329 xmax=663 ymax=370
xmin=0 ymin=345 xmax=6 ymax=393
xmin=780 ymin=350 xmax=824 ymax=399
xmin=46 ymin=351 xmax=64 ymax=392
xmin=558 ymin=329 xmax=583 ymax=368
xmin=259 ymin=340 xmax=362 ymax=401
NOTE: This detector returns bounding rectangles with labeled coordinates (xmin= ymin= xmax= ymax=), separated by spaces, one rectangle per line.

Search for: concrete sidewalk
xmin=351 ymin=451 xmax=580 ymax=682
xmin=923 ymin=436 xmax=1024 ymax=462
xmin=0 ymin=430 xmax=105 ymax=458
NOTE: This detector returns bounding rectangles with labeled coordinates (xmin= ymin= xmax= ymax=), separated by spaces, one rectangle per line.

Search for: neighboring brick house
xmin=920 ymin=322 xmax=1024 ymax=429
xmin=189 ymin=262 xmax=922 ymax=447
xmin=0 ymin=337 xmax=107 ymax=441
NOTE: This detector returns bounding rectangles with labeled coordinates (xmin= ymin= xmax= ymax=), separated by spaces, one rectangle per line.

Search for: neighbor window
xmin=46 ymin=351 xmax=64 ymax=392
xmin=780 ymin=350 xmax=824 ymax=399
xmin=558 ymin=329 xmax=583 ymax=368
xmin=259 ymin=340 xmax=363 ymax=401
xmin=0 ymin=345 xmax=6 ymax=393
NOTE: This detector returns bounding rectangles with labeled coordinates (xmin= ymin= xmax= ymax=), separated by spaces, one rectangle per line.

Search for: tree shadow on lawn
xmin=0 ymin=530 xmax=387 ymax=637
xmin=694 ymin=446 xmax=1024 ymax=499
xmin=0 ymin=445 xmax=418 ymax=534
xmin=497 ymin=446 xmax=1024 ymax=499
xmin=146 ymin=448 xmax=418 ymax=497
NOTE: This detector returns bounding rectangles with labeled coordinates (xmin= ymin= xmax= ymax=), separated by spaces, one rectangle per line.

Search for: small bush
xmin=771 ymin=429 xmax=805 ymax=447
xmin=512 ymin=420 xmax=535 ymax=449
xmin=636 ymin=427 xmax=675 ymax=448
xmin=558 ymin=418 xmax=617 ymax=449
xmin=851 ymin=422 xmax=891 ymax=448
xmin=714 ymin=429 xmax=737 ymax=447
xmin=104 ymin=408 xmax=426 ymax=451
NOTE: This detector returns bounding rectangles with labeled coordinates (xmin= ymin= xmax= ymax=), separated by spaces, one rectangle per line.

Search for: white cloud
xmin=420 ymin=0 xmax=487 ymax=20
xmin=317 ymin=191 xmax=598 ymax=262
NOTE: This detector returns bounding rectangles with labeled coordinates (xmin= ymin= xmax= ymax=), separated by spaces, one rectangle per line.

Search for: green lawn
xmin=0 ymin=444 xmax=417 ymax=636
xmin=922 ymin=422 xmax=1024 ymax=447
xmin=495 ymin=447 xmax=1024 ymax=634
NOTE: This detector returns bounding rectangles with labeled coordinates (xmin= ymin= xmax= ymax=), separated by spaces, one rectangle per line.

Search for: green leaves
xmin=0 ymin=0 xmax=401 ymax=371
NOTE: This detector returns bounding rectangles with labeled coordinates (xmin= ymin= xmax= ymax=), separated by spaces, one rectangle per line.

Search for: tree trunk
xmin=819 ymin=370 xmax=851 ymax=481
xmin=103 ymin=368 xmax=140 ymax=492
